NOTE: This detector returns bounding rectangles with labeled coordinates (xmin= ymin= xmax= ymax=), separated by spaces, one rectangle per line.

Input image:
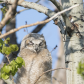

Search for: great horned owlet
xmin=15 ymin=33 xmax=52 ymax=84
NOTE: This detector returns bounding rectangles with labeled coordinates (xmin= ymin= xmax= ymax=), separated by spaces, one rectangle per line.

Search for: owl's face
xmin=20 ymin=33 xmax=47 ymax=52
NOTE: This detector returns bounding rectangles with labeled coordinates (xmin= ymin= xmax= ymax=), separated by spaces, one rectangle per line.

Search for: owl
xmin=15 ymin=33 xmax=52 ymax=84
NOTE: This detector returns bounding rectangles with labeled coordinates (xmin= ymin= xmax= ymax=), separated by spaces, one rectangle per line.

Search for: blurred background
xmin=0 ymin=0 xmax=65 ymax=84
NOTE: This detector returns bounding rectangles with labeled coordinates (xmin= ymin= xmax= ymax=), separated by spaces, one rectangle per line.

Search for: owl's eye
xmin=29 ymin=41 xmax=34 ymax=45
xmin=39 ymin=42 xmax=43 ymax=46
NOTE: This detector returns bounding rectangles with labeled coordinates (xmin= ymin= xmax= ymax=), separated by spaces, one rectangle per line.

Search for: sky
xmin=0 ymin=0 xmax=61 ymax=69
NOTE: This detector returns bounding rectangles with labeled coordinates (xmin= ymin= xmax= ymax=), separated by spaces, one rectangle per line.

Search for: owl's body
xmin=15 ymin=33 xmax=52 ymax=84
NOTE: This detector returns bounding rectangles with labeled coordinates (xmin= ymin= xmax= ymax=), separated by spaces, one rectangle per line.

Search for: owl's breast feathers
xmin=16 ymin=48 xmax=52 ymax=84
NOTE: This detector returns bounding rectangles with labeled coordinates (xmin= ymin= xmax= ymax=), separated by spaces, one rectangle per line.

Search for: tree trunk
xmin=61 ymin=0 xmax=84 ymax=84
xmin=3 ymin=18 xmax=18 ymax=63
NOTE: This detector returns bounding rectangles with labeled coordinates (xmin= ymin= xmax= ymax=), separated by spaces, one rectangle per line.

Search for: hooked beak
xmin=34 ymin=45 xmax=39 ymax=52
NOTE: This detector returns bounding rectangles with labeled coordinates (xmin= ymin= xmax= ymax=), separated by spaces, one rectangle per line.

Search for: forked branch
xmin=0 ymin=3 xmax=80 ymax=39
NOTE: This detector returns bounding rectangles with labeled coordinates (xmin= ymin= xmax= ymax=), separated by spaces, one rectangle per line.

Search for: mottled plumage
xmin=15 ymin=33 xmax=52 ymax=84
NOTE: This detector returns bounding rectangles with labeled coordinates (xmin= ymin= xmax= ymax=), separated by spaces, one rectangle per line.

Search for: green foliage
xmin=1 ymin=57 xmax=25 ymax=79
xmin=1 ymin=64 xmax=10 ymax=80
xmin=0 ymin=37 xmax=25 ymax=80
xmin=0 ymin=38 xmax=19 ymax=54
xmin=3 ymin=65 xmax=12 ymax=73
xmin=16 ymin=57 xmax=25 ymax=67
xmin=1 ymin=73 xmax=9 ymax=80
xmin=4 ymin=37 xmax=10 ymax=44
xmin=1 ymin=6 xmax=7 ymax=15
xmin=0 ymin=39 xmax=4 ymax=47
xmin=10 ymin=44 xmax=19 ymax=52
xmin=0 ymin=39 xmax=4 ymax=52
xmin=77 ymin=60 xmax=84 ymax=79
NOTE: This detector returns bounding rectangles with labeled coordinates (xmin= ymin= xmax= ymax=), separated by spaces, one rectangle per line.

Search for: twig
xmin=17 ymin=8 xmax=29 ymax=14
xmin=8 ymin=8 xmax=29 ymax=25
xmin=6 ymin=55 xmax=10 ymax=63
xmin=49 ymin=4 xmax=80 ymax=21
xmin=34 ymin=68 xmax=71 ymax=84
xmin=50 ymin=0 xmax=66 ymax=23
xmin=25 ymin=21 xmax=28 ymax=34
xmin=0 ymin=3 xmax=81 ymax=39
xmin=51 ymin=45 xmax=57 ymax=53
xmin=6 ymin=55 xmax=15 ymax=84
xmin=50 ymin=0 xmax=63 ymax=11
xmin=35 ymin=0 xmax=40 ymax=3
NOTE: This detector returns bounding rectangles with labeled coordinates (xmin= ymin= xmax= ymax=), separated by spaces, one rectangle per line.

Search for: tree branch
xmin=50 ymin=0 xmax=73 ymax=37
xmin=32 ymin=10 xmax=58 ymax=33
xmin=32 ymin=17 xmax=48 ymax=33
xmin=2 ymin=0 xmax=56 ymax=18
xmin=34 ymin=67 xmax=71 ymax=84
xmin=0 ymin=0 xmax=18 ymax=30
xmin=0 ymin=3 xmax=81 ymax=39
xmin=0 ymin=6 xmax=11 ymax=31
xmin=50 ymin=0 xmax=66 ymax=22
xmin=50 ymin=0 xmax=63 ymax=11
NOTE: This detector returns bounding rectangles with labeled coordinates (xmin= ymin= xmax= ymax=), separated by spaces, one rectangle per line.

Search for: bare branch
xmin=32 ymin=17 xmax=48 ymax=33
xmin=51 ymin=45 xmax=58 ymax=53
xmin=8 ymin=8 xmax=29 ymax=25
xmin=35 ymin=0 xmax=40 ymax=3
xmin=0 ymin=19 xmax=49 ymax=39
xmin=34 ymin=68 xmax=71 ymax=84
xmin=0 ymin=0 xmax=66 ymax=34
xmin=50 ymin=0 xmax=63 ymax=11
xmin=50 ymin=0 xmax=66 ymax=22
xmin=17 ymin=8 xmax=29 ymax=14
xmin=0 ymin=6 xmax=12 ymax=30
xmin=2 ymin=0 xmax=56 ymax=18
xmin=0 ymin=0 xmax=18 ymax=30
xmin=32 ymin=10 xmax=58 ymax=33
xmin=0 ymin=3 xmax=81 ymax=39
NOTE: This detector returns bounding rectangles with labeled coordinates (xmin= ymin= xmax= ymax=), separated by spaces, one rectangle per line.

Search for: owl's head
xmin=20 ymin=33 xmax=47 ymax=52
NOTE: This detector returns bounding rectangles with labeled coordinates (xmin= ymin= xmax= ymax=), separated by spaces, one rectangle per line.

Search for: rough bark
xmin=61 ymin=0 xmax=84 ymax=84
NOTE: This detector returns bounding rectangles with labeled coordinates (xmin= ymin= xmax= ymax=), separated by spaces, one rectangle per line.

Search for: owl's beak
xmin=34 ymin=45 xmax=39 ymax=52
xmin=35 ymin=48 xmax=38 ymax=52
